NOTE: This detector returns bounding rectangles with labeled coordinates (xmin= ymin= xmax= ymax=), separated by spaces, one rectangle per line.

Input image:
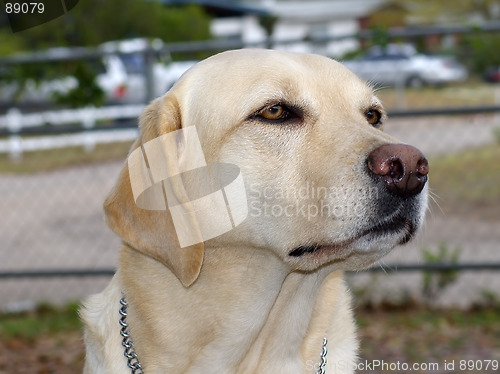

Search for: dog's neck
xmin=119 ymin=244 xmax=354 ymax=373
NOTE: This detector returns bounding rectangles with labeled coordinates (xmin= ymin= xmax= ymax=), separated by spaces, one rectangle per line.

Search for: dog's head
xmin=105 ymin=49 xmax=428 ymax=286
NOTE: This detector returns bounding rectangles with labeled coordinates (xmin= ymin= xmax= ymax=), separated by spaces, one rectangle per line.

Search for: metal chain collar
xmin=119 ymin=296 xmax=327 ymax=374
xmin=119 ymin=297 xmax=144 ymax=374
xmin=317 ymin=337 xmax=328 ymax=374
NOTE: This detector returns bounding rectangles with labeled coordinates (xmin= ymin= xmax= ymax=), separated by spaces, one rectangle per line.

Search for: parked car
xmin=484 ymin=67 xmax=500 ymax=83
xmin=0 ymin=39 xmax=197 ymax=106
xmin=343 ymin=44 xmax=468 ymax=88
xmin=98 ymin=39 xmax=197 ymax=103
xmin=0 ymin=47 xmax=127 ymax=105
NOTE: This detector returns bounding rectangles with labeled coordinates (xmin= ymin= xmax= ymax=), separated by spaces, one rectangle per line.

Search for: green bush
xmin=0 ymin=0 xmax=212 ymax=107
xmin=460 ymin=33 xmax=500 ymax=75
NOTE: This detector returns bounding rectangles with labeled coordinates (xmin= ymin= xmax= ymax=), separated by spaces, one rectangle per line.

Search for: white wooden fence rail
xmin=0 ymin=105 xmax=143 ymax=159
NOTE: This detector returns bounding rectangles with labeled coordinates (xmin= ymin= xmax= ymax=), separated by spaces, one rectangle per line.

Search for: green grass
xmin=358 ymin=306 xmax=500 ymax=366
xmin=377 ymin=82 xmax=499 ymax=110
xmin=0 ymin=140 xmax=133 ymax=174
xmin=0 ymin=303 xmax=82 ymax=341
xmin=358 ymin=306 xmax=500 ymax=330
xmin=428 ymin=144 xmax=500 ymax=211
xmin=0 ymin=303 xmax=498 ymax=373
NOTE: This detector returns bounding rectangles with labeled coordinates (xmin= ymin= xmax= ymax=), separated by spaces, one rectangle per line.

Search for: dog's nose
xmin=367 ymin=144 xmax=429 ymax=198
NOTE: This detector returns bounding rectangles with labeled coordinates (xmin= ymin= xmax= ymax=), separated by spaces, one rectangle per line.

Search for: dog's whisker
xmin=426 ymin=188 xmax=443 ymax=218
xmin=372 ymin=85 xmax=386 ymax=93
xmin=377 ymin=260 xmax=390 ymax=275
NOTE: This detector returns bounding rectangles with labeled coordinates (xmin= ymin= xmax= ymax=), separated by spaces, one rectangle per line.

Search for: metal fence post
xmin=495 ymin=86 xmax=500 ymax=126
xmin=144 ymin=44 xmax=156 ymax=104
xmin=395 ymin=76 xmax=407 ymax=110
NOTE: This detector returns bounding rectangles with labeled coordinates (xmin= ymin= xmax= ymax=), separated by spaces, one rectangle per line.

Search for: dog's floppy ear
xmin=104 ymin=94 xmax=204 ymax=287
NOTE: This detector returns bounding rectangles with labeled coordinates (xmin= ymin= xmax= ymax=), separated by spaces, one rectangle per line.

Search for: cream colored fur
xmin=81 ymin=49 xmax=427 ymax=374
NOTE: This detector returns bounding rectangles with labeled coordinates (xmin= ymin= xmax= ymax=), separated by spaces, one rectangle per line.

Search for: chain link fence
xmin=2 ymin=115 xmax=498 ymax=311
xmin=1 ymin=36 xmax=500 ymax=312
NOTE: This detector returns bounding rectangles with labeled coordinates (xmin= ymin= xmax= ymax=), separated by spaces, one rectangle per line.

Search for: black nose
xmin=367 ymin=144 xmax=429 ymax=198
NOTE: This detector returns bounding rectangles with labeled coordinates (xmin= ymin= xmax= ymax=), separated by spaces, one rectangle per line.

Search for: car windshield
xmin=120 ymin=53 xmax=146 ymax=75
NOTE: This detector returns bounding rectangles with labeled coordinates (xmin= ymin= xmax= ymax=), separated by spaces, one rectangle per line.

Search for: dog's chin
xmin=286 ymin=215 xmax=420 ymax=272
xmin=354 ymin=214 xmax=418 ymax=248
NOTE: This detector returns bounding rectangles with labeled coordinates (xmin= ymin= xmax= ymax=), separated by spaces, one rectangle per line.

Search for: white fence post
xmin=81 ymin=106 xmax=97 ymax=152
xmin=6 ymin=108 xmax=23 ymax=161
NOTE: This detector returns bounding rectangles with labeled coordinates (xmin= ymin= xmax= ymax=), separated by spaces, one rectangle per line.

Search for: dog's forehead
xmin=181 ymin=49 xmax=374 ymax=113
xmin=189 ymin=49 xmax=357 ymax=86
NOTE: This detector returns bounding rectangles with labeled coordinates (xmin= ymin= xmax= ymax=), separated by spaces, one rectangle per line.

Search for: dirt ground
xmin=0 ymin=331 xmax=84 ymax=374
xmin=1 ymin=307 xmax=499 ymax=374
xmin=357 ymin=307 xmax=500 ymax=374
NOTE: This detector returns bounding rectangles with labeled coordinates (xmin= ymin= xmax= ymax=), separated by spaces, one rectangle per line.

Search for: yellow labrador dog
xmin=81 ymin=49 xmax=428 ymax=374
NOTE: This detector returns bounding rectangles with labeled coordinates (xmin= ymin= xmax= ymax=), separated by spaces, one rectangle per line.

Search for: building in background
xmin=164 ymin=0 xmax=388 ymax=57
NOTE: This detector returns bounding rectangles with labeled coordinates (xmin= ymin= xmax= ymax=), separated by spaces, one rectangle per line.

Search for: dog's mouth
xmin=288 ymin=214 xmax=415 ymax=258
xmin=360 ymin=214 xmax=416 ymax=244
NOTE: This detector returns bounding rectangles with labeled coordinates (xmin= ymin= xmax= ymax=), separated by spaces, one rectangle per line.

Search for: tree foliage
xmin=1 ymin=0 xmax=211 ymax=53
xmin=391 ymin=0 xmax=499 ymax=24
xmin=358 ymin=0 xmax=500 ymax=75
xmin=0 ymin=1 xmax=211 ymax=107
xmin=460 ymin=33 xmax=500 ymax=74
xmin=51 ymin=62 xmax=105 ymax=107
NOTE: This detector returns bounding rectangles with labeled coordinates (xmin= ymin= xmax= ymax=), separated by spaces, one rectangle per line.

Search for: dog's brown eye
xmin=366 ymin=109 xmax=382 ymax=127
xmin=260 ymin=105 xmax=289 ymax=120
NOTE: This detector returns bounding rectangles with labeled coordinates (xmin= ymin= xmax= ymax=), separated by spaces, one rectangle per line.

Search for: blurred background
xmin=0 ymin=0 xmax=499 ymax=373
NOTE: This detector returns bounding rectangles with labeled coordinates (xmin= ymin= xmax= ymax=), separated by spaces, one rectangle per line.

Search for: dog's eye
xmin=365 ymin=109 xmax=382 ymax=128
xmin=259 ymin=105 xmax=290 ymax=121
